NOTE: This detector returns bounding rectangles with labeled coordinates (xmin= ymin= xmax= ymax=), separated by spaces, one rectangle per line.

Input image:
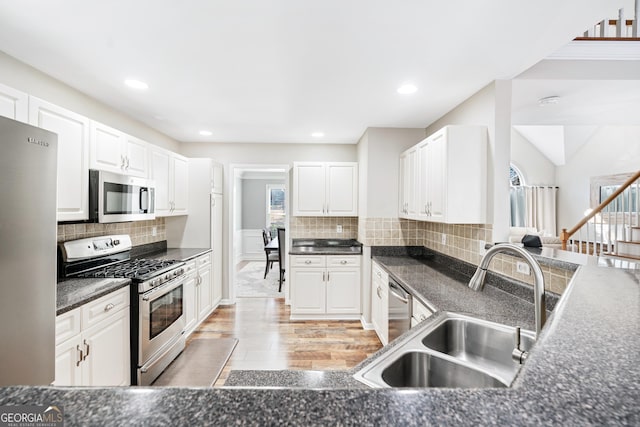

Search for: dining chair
xmin=263 ymin=229 xmax=279 ymax=279
xmin=277 ymin=227 xmax=286 ymax=292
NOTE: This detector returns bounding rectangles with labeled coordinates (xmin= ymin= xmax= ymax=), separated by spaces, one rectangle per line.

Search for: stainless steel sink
xmin=381 ymin=351 xmax=507 ymax=388
xmin=354 ymin=312 xmax=535 ymax=388
xmin=421 ymin=317 xmax=535 ymax=383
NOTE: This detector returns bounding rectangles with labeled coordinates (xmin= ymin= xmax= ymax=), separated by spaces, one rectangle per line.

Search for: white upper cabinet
xmin=399 ymin=147 xmax=418 ymax=219
xmin=405 ymin=125 xmax=487 ymax=224
xmin=0 ymin=83 xmax=28 ymax=122
xmin=150 ymin=147 xmax=189 ymax=216
xmin=29 ymin=97 xmax=90 ymax=222
xmin=293 ymin=162 xmax=358 ymax=217
xmin=90 ymin=121 xmax=149 ymax=177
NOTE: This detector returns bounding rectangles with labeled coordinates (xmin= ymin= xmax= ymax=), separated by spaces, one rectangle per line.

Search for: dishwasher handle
xmin=389 ymin=280 xmax=410 ymax=304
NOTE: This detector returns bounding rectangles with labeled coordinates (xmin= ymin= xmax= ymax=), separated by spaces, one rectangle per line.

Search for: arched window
xmin=510 ymin=164 xmax=525 ymax=186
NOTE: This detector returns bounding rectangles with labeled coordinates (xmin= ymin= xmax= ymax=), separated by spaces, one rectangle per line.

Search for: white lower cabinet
xmin=184 ymin=253 xmax=216 ymax=336
xmin=371 ymin=261 xmax=389 ymax=345
xmin=54 ymin=287 xmax=130 ymax=386
xmin=290 ymin=255 xmax=361 ymax=319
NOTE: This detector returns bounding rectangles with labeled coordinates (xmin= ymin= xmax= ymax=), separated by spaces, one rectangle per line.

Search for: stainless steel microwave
xmin=89 ymin=169 xmax=155 ymax=223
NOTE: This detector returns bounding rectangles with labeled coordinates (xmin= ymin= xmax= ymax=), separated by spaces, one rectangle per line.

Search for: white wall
xmin=358 ymin=128 xmax=425 ymax=218
xmin=556 ymin=125 xmax=640 ymax=229
xmin=0 ymin=51 xmax=179 ymax=152
xmin=425 ymin=81 xmax=512 ymax=241
xmin=511 ymin=128 xmax=556 ymax=185
xmin=241 ymin=178 xmax=286 ymax=229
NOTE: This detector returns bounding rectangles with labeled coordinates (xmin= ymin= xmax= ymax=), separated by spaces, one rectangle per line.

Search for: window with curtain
xmin=509 ymin=165 xmax=558 ymax=236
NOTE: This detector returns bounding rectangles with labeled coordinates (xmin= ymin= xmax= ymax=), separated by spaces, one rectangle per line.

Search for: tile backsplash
xmin=358 ymin=217 xmax=573 ymax=294
xmin=290 ymin=217 xmax=358 ymax=239
xmin=57 ymin=218 xmax=166 ymax=246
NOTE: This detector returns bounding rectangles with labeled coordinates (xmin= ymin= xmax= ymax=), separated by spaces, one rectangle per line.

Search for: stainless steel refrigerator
xmin=0 ymin=116 xmax=57 ymax=386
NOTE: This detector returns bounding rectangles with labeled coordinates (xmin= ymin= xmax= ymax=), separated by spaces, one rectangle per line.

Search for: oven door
xmin=139 ymin=276 xmax=186 ymax=365
xmin=93 ymin=169 xmax=156 ymax=223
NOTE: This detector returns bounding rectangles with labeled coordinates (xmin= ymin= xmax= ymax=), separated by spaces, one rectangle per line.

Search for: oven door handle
xmin=141 ymin=276 xmax=185 ymax=301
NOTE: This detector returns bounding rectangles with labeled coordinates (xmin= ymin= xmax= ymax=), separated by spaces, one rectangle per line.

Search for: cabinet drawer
xmin=82 ymin=287 xmax=130 ymax=330
xmin=56 ymin=308 xmax=81 ymax=344
xmin=291 ymin=256 xmax=326 ymax=267
xmin=197 ymin=253 xmax=211 ymax=268
xmin=327 ymin=255 xmax=361 ymax=268
xmin=372 ymin=262 xmax=388 ymax=282
xmin=412 ymin=298 xmax=433 ymax=323
xmin=184 ymin=260 xmax=197 ymax=277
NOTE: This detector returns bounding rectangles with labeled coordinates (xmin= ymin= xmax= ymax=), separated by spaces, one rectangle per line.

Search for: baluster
xmin=578 ymin=229 xmax=583 ymax=254
xmin=617 ymin=8 xmax=626 ymax=37
xmin=608 ymin=209 xmax=612 ymax=254
xmin=614 ymin=196 xmax=619 ymax=254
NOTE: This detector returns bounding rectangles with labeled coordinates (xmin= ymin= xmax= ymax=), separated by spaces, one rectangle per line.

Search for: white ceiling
xmin=0 ymin=0 xmax=624 ymax=144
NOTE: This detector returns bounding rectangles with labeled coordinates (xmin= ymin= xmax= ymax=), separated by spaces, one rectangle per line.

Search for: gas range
xmin=59 ymin=234 xmax=188 ymax=386
xmin=59 ymin=235 xmax=185 ymax=292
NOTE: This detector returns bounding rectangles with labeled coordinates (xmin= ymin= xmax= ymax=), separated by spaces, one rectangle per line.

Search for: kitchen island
xmin=3 ymin=251 xmax=638 ymax=425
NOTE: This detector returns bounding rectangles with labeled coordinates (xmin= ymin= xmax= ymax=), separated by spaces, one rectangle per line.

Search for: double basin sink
xmin=354 ymin=312 xmax=535 ymax=388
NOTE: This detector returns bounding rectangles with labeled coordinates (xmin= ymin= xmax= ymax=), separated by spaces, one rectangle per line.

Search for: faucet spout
xmin=469 ymin=244 xmax=546 ymax=338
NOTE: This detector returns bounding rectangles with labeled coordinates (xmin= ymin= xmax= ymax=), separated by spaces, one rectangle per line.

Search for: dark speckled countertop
xmin=14 ymin=248 xmax=640 ymax=425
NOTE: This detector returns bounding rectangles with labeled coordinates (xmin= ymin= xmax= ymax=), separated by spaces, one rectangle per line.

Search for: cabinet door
xmin=399 ymin=148 xmax=417 ymax=219
xmin=290 ymin=268 xmax=326 ymax=314
xmin=54 ymin=335 xmax=83 ymax=386
xmin=326 ymin=268 xmax=361 ymax=314
xmin=197 ymin=264 xmax=213 ymax=321
xmin=29 ymin=97 xmax=90 ymax=221
xmin=211 ymin=194 xmax=223 ymax=306
xmin=183 ymin=274 xmax=198 ymax=335
xmin=416 ymin=140 xmax=430 ymax=219
xmin=326 ymin=163 xmax=358 ymax=216
xmin=150 ymin=148 xmax=172 ymax=215
xmin=427 ymin=132 xmax=446 ymax=222
xmin=293 ymin=163 xmax=326 ymax=216
xmin=124 ymin=135 xmax=149 ymax=178
xmin=0 ymin=83 xmax=28 ymax=122
xmin=172 ymin=155 xmax=189 ymax=215
xmin=81 ymin=308 xmax=130 ymax=386
xmin=90 ymin=121 xmax=125 ymax=174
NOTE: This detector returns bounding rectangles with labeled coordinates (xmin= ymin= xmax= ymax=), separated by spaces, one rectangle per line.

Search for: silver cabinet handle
xmin=104 ymin=303 xmax=115 ymax=312
xmin=125 ymin=156 xmax=130 ymax=170
xmin=305 ymin=260 xmax=311 ymax=265
xmin=327 ymin=272 xmax=330 ymax=282
xmin=83 ymin=339 xmax=90 ymax=360
xmin=76 ymin=345 xmax=84 ymax=367
xmin=121 ymin=155 xmax=126 ymax=169
xmin=340 ymin=260 xmax=347 ymax=265
xmin=323 ymin=272 xmax=326 ymax=282
xmin=376 ymin=286 xmax=382 ymax=299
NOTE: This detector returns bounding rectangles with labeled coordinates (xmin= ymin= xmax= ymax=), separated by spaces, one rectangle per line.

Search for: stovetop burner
xmin=78 ymin=258 xmax=183 ymax=282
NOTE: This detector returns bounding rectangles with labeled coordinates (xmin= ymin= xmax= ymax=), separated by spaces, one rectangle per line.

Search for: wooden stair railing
xmin=561 ymin=170 xmax=640 ymax=256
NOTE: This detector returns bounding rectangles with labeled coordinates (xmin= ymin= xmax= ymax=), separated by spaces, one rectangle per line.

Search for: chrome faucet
xmin=469 ymin=244 xmax=546 ymax=341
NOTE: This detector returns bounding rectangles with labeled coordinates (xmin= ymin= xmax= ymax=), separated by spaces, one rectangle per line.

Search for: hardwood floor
xmin=187 ymin=298 xmax=382 ymax=387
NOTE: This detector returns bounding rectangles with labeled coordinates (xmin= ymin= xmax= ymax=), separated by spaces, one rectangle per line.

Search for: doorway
xmin=229 ymin=165 xmax=289 ymax=301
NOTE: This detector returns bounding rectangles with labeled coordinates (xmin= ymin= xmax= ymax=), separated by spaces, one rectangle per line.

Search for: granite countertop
xmin=56 ymin=278 xmax=130 ymax=315
xmin=12 ymin=251 xmax=640 ymax=424
xmin=142 ymin=247 xmax=211 ymax=262
xmin=289 ymin=238 xmax=363 ymax=255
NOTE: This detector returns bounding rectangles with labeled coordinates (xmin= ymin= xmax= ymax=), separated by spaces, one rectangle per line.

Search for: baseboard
xmin=289 ymin=314 xmax=362 ymax=321
xmin=360 ymin=316 xmax=374 ymax=330
xmin=219 ymin=298 xmax=234 ymax=305
xmin=238 ymin=255 xmax=264 ymax=262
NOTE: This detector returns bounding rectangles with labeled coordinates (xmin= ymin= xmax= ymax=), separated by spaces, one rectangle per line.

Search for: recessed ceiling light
xmin=538 ymin=95 xmax=560 ymax=106
xmin=311 ymin=132 xmax=324 ymax=138
xmin=199 ymin=130 xmax=213 ymax=136
xmin=397 ymin=84 xmax=417 ymax=94
xmin=124 ymin=79 xmax=149 ymax=90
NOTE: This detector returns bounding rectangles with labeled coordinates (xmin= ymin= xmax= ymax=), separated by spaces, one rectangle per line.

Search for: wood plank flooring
xmin=186 ymin=298 xmax=382 ymax=387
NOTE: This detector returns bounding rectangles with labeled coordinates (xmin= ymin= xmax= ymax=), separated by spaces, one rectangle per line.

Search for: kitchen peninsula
xmin=1 ymin=250 xmax=638 ymax=426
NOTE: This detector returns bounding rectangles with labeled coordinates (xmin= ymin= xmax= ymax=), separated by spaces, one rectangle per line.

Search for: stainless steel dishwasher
xmin=388 ymin=278 xmax=412 ymax=342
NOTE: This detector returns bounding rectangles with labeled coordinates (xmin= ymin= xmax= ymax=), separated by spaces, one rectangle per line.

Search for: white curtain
xmin=510 ymin=186 xmax=558 ymax=236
